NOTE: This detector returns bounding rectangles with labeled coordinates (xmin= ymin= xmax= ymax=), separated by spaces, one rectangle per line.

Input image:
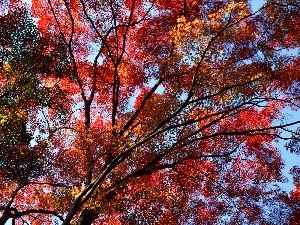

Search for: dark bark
xmin=0 ymin=210 xmax=11 ymax=225
xmin=76 ymin=209 xmax=96 ymax=225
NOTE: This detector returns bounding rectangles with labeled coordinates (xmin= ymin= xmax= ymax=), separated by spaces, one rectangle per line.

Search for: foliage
xmin=1 ymin=0 xmax=300 ymax=224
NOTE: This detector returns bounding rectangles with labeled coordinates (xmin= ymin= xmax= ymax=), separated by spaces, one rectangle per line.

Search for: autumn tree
xmin=1 ymin=0 xmax=300 ymax=224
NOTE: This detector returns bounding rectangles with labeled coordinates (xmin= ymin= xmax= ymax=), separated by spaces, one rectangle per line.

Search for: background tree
xmin=1 ymin=0 xmax=300 ymax=224
xmin=0 ymin=7 xmax=70 ymax=224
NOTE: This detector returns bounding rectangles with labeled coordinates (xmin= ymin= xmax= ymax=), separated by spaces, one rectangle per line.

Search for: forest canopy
xmin=1 ymin=0 xmax=300 ymax=224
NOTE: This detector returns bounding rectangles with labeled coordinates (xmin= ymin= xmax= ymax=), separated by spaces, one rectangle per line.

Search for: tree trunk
xmin=0 ymin=210 xmax=11 ymax=225
xmin=76 ymin=209 xmax=96 ymax=225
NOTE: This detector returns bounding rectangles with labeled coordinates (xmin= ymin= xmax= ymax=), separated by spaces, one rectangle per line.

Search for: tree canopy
xmin=1 ymin=0 xmax=300 ymax=224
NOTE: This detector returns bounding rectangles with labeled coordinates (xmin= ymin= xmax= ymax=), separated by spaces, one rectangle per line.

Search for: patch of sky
xmin=28 ymin=109 xmax=51 ymax=146
xmin=251 ymin=0 xmax=266 ymax=12
xmin=143 ymin=1 xmax=158 ymax=16
xmin=274 ymin=107 xmax=300 ymax=192
xmin=71 ymin=100 xmax=84 ymax=125
xmin=149 ymin=78 xmax=165 ymax=94
xmin=87 ymin=42 xmax=104 ymax=64
xmin=126 ymin=77 xmax=165 ymax=112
